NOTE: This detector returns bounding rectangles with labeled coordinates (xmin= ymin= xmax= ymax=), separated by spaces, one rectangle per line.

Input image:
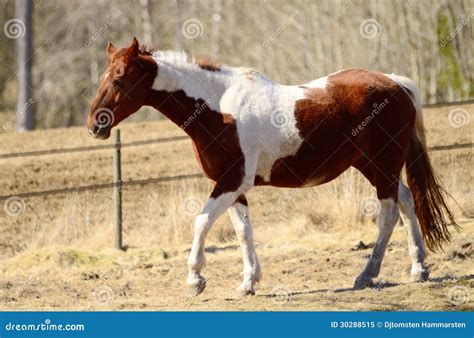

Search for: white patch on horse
xmin=152 ymin=51 xmax=231 ymax=112
xmin=304 ymin=76 xmax=328 ymax=89
xmin=221 ymin=81 xmax=309 ymax=181
xmin=151 ymin=51 xmax=316 ymax=183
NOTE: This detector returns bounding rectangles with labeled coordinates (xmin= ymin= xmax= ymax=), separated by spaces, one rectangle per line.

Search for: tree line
xmin=0 ymin=0 xmax=473 ymax=131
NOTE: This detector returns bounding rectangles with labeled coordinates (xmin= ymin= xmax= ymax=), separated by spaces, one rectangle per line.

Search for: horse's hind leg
xmin=398 ymin=182 xmax=429 ymax=282
xmin=353 ymin=157 xmax=401 ymax=289
xmin=227 ymin=195 xmax=261 ymax=296
xmin=354 ymin=194 xmax=400 ymax=289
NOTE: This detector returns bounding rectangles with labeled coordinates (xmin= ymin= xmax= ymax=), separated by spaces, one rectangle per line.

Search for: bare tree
xmin=3 ymin=0 xmax=473 ymax=129
xmin=140 ymin=0 xmax=153 ymax=46
xmin=15 ymin=0 xmax=34 ymax=131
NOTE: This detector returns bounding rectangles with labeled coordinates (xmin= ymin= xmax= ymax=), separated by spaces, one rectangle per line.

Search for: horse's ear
xmin=106 ymin=42 xmax=115 ymax=55
xmin=127 ymin=37 xmax=139 ymax=57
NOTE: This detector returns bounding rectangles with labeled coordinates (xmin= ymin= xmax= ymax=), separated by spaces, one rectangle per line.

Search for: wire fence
xmin=0 ymin=100 xmax=472 ymax=201
xmin=1 ymin=99 xmax=473 ymax=160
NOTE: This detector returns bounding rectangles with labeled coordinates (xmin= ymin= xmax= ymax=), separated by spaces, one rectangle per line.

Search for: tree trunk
xmin=140 ymin=0 xmax=152 ymax=46
xmin=16 ymin=0 xmax=34 ymax=131
xmin=172 ymin=0 xmax=182 ymax=50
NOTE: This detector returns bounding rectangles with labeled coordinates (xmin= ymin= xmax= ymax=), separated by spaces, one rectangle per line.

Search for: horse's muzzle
xmin=88 ymin=125 xmax=111 ymax=140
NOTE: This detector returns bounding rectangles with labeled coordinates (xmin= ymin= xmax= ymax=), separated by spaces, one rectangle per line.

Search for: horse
xmin=87 ymin=38 xmax=458 ymax=297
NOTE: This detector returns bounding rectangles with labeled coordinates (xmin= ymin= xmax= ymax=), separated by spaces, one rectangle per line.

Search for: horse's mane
xmin=139 ymin=45 xmax=154 ymax=56
xmin=151 ymin=50 xmax=222 ymax=72
xmin=194 ymin=56 xmax=221 ymax=72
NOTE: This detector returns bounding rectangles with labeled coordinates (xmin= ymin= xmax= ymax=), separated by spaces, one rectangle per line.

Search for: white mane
xmin=152 ymin=50 xmax=192 ymax=67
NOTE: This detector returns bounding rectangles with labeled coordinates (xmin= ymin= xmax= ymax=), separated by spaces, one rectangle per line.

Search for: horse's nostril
xmin=89 ymin=124 xmax=110 ymax=139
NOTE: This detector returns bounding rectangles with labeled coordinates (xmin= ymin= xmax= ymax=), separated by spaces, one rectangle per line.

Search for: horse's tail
xmin=393 ymin=75 xmax=459 ymax=251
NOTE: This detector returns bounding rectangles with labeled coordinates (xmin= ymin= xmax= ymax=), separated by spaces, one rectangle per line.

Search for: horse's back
xmin=253 ymin=69 xmax=417 ymax=188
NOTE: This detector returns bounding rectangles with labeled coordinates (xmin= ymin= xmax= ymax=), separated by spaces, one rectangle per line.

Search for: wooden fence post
xmin=113 ymin=129 xmax=123 ymax=250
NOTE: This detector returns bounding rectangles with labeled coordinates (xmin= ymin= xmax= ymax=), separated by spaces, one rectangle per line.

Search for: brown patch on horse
xmin=146 ymin=89 xmax=244 ymax=197
xmin=264 ymin=69 xmax=416 ymax=201
xmin=87 ymin=38 xmax=158 ymax=138
xmin=195 ymin=57 xmax=221 ymax=72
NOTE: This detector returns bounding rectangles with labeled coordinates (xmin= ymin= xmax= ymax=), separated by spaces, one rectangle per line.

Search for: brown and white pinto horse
xmin=87 ymin=38 xmax=458 ymax=296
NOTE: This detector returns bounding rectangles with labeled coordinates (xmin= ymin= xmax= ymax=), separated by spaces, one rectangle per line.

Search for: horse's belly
xmin=255 ymin=141 xmax=356 ymax=188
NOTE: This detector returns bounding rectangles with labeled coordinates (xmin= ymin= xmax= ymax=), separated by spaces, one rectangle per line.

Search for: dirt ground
xmin=0 ymin=104 xmax=472 ymax=310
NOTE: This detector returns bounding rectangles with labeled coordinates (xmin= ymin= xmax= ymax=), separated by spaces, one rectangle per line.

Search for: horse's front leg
xmin=227 ymin=194 xmax=261 ymax=296
xmin=186 ymin=186 xmax=244 ymax=297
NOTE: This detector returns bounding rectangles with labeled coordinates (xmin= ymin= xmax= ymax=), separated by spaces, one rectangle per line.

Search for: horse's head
xmin=87 ymin=37 xmax=157 ymax=139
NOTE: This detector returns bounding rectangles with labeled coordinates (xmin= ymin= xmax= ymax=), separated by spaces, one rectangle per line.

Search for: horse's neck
xmin=147 ymin=53 xmax=230 ymax=137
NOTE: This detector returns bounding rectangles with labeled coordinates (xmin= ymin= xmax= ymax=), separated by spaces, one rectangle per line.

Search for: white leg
xmin=398 ymin=182 xmax=429 ymax=282
xmin=354 ymin=198 xmax=399 ymax=289
xmin=227 ymin=196 xmax=261 ymax=296
xmin=187 ymin=189 xmax=244 ymax=296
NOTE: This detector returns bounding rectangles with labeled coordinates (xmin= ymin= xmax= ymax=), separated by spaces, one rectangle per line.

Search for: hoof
xmin=236 ymin=287 xmax=256 ymax=297
xmin=353 ymin=276 xmax=374 ymax=290
xmin=187 ymin=278 xmax=207 ymax=298
xmin=411 ymin=270 xmax=429 ymax=282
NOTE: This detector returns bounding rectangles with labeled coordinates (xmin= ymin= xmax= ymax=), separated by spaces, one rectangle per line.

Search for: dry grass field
xmin=0 ymin=104 xmax=472 ymax=311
